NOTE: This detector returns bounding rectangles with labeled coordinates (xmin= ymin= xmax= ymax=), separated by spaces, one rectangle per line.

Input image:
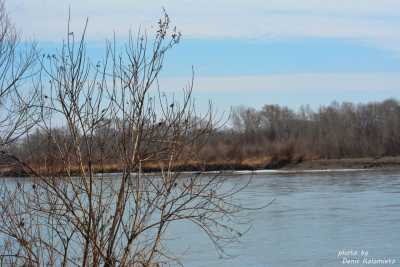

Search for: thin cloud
xmin=6 ymin=0 xmax=400 ymax=52
xmin=159 ymin=73 xmax=400 ymax=92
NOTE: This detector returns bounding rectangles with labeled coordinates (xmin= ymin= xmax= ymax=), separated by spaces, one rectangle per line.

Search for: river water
xmin=165 ymin=169 xmax=400 ymax=267
xmin=2 ymin=169 xmax=400 ymax=266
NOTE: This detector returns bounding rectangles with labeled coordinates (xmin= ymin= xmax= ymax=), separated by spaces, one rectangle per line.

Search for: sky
xmin=6 ymin=0 xmax=400 ymax=112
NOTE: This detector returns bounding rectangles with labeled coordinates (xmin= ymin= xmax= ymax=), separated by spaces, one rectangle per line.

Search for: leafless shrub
xmin=0 ymin=0 xmax=37 ymax=150
xmin=0 ymin=10 xmax=254 ymax=266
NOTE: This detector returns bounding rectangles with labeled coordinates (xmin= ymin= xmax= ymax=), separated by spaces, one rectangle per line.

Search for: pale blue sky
xmin=8 ymin=0 xmax=400 ymax=111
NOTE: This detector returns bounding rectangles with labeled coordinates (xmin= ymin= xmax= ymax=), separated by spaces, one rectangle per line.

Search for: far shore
xmin=1 ymin=156 xmax=400 ymax=177
xmin=280 ymin=156 xmax=400 ymax=171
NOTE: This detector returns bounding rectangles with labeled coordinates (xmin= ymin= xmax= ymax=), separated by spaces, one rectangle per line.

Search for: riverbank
xmin=194 ymin=156 xmax=400 ymax=172
xmin=2 ymin=156 xmax=400 ymax=177
xmin=282 ymin=156 xmax=400 ymax=170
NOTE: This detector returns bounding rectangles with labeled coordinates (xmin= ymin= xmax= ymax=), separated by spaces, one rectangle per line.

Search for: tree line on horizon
xmin=7 ymin=98 xmax=400 ymax=172
xmin=200 ymin=98 xmax=400 ymax=166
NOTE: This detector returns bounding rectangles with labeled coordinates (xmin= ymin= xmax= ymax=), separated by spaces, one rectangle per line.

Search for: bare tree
xmin=0 ymin=11 xmax=252 ymax=266
xmin=0 ymin=0 xmax=37 ymax=150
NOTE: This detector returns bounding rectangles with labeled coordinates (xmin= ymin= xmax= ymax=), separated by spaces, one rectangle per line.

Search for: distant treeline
xmin=7 ymin=98 xmax=400 ymax=171
xmin=201 ymin=98 xmax=400 ymax=164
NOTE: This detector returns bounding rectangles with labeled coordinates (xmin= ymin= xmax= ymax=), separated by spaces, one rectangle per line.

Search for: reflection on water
xmin=165 ymin=169 xmax=400 ymax=267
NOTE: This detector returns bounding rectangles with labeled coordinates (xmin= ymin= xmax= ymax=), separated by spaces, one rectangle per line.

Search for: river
xmin=165 ymin=169 xmax=400 ymax=266
xmin=1 ymin=169 xmax=399 ymax=266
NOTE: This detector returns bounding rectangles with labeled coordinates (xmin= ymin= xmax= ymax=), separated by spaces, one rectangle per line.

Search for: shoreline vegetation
xmin=2 ymin=156 xmax=400 ymax=177
xmin=4 ymin=98 xmax=400 ymax=178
